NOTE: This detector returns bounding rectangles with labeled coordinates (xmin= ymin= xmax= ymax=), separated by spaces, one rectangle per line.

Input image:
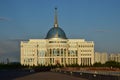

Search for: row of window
xmin=68 ymin=58 xmax=78 ymax=64
xmin=23 ymin=58 xmax=45 ymax=65
xmin=21 ymin=45 xmax=46 ymax=48
xmin=49 ymin=41 xmax=67 ymax=43
xmin=24 ymin=58 xmax=34 ymax=62
xmin=81 ymin=54 xmax=91 ymax=56
xmin=22 ymin=57 xmax=93 ymax=66
xmin=68 ymin=50 xmax=78 ymax=56
xmin=79 ymin=45 xmax=94 ymax=48
xmin=49 ymin=49 xmax=67 ymax=56
xmin=81 ymin=50 xmax=92 ymax=52
xmin=48 ymin=45 xmax=67 ymax=47
xmin=81 ymin=58 xmax=92 ymax=65
xmin=22 ymin=44 xmax=93 ymax=48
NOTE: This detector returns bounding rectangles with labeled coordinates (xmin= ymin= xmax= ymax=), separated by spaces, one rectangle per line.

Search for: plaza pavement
xmin=0 ymin=70 xmax=87 ymax=80
xmin=14 ymin=72 xmax=88 ymax=80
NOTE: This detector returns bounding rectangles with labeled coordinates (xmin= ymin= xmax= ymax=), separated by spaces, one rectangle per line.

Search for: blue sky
xmin=0 ymin=0 xmax=120 ymax=62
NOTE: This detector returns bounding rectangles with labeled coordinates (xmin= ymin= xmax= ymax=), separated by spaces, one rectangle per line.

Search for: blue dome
xmin=46 ymin=27 xmax=67 ymax=39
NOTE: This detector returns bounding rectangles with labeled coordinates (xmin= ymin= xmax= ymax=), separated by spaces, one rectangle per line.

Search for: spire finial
xmin=54 ymin=7 xmax=58 ymax=27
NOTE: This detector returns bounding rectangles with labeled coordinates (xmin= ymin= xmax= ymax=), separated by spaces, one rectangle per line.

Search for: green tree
xmin=105 ymin=61 xmax=120 ymax=68
xmin=93 ymin=62 xmax=103 ymax=67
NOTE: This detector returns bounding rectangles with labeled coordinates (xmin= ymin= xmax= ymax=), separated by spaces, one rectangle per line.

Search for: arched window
xmin=64 ymin=49 xmax=66 ymax=56
xmin=57 ymin=48 xmax=59 ymax=56
xmin=61 ymin=48 xmax=63 ymax=56
xmin=53 ymin=48 xmax=56 ymax=56
xmin=50 ymin=49 xmax=52 ymax=56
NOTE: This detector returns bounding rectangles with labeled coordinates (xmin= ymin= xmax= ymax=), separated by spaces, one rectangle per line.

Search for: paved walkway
xmin=15 ymin=72 xmax=88 ymax=80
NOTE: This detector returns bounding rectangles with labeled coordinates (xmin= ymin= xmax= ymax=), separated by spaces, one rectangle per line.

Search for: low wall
xmin=52 ymin=70 xmax=120 ymax=80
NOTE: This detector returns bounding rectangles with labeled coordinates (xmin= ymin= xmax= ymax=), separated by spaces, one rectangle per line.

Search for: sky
xmin=0 ymin=0 xmax=120 ymax=62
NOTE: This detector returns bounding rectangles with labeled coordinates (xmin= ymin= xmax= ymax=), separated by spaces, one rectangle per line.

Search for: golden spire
xmin=54 ymin=7 xmax=58 ymax=27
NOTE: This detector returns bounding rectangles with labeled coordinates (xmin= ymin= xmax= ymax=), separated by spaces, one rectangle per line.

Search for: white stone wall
xmin=109 ymin=53 xmax=120 ymax=62
xmin=95 ymin=52 xmax=108 ymax=64
xmin=20 ymin=38 xmax=94 ymax=66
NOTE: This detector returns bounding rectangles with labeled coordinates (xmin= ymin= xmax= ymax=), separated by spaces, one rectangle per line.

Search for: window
xmin=57 ymin=48 xmax=59 ymax=56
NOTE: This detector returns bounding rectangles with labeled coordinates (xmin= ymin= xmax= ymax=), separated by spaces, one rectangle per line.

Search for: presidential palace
xmin=20 ymin=8 xmax=94 ymax=66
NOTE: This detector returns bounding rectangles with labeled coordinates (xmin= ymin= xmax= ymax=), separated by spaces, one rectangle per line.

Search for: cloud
xmin=94 ymin=29 xmax=111 ymax=33
xmin=0 ymin=40 xmax=18 ymax=53
xmin=0 ymin=40 xmax=20 ymax=62
xmin=9 ymin=39 xmax=28 ymax=42
xmin=0 ymin=17 xmax=10 ymax=22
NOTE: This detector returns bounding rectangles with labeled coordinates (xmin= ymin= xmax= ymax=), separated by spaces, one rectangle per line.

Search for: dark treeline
xmin=93 ymin=61 xmax=120 ymax=68
xmin=0 ymin=61 xmax=120 ymax=71
xmin=0 ymin=63 xmax=26 ymax=70
xmin=65 ymin=61 xmax=120 ymax=68
xmin=0 ymin=63 xmax=61 ymax=71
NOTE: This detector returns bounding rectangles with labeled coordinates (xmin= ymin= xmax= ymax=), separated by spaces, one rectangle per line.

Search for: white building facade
xmin=20 ymin=8 xmax=94 ymax=66
xmin=109 ymin=53 xmax=120 ymax=62
xmin=95 ymin=52 xmax=108 ymax=64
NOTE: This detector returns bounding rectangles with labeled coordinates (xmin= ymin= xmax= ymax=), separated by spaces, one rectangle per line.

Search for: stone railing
xmin=52 ymin=69 xmax=120 ymax=80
